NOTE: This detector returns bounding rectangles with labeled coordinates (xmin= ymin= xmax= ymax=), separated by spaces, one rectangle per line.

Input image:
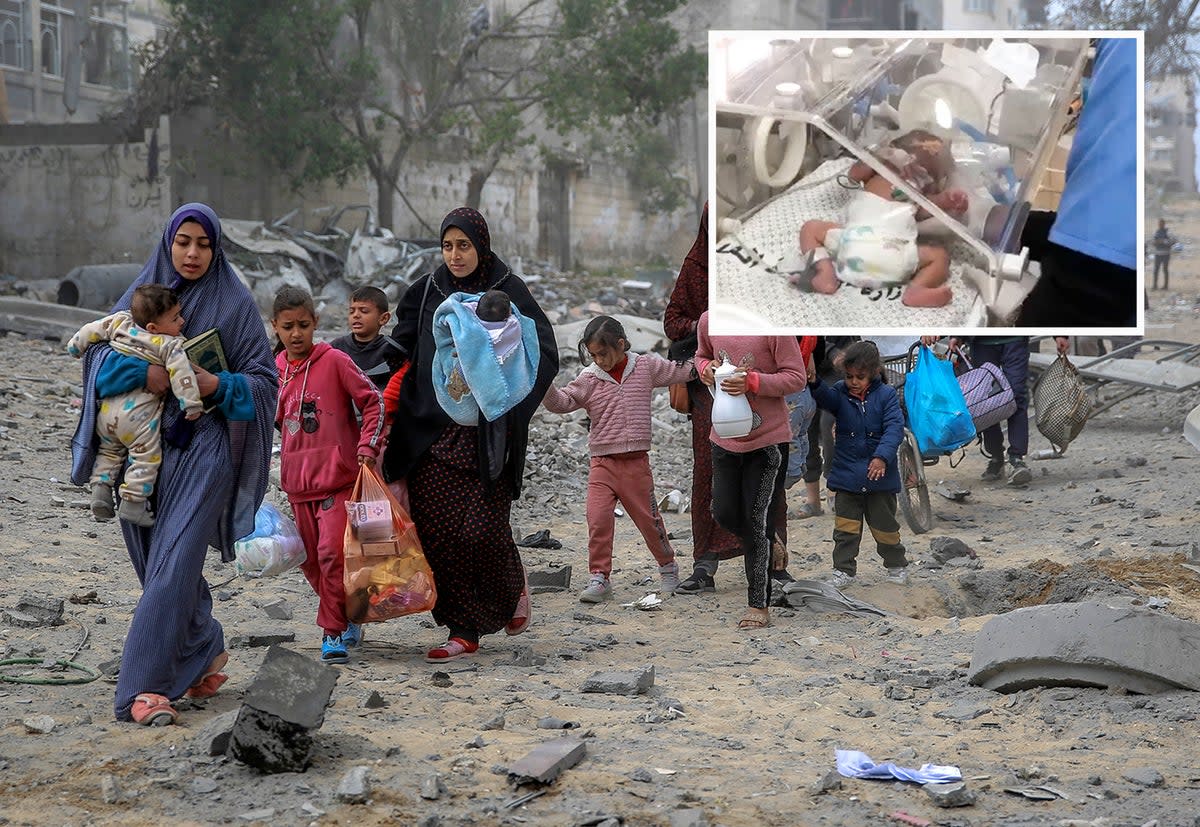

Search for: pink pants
xmin=292 ymin=489 xmax=352 ymax=636
xmin=586 ymin=452 xmax=675 ymax=577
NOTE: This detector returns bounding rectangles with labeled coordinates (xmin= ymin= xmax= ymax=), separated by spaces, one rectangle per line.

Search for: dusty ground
xmin=3 ymin=212 xmax=1200 ymax=826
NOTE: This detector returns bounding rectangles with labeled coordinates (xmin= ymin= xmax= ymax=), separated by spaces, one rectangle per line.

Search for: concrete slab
xmin=968 ymin=600 xmax=1200 ymax=694
xmin=508 ymin=738 xmax=587 ymax=785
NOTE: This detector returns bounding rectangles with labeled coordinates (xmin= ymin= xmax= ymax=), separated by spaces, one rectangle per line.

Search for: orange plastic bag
xmin=343 ymin=465 xmax=436 ymax=623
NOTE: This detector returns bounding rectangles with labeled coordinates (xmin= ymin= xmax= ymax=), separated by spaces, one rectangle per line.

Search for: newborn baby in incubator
xmin=797 ymin=129 xmax=968 ymax=308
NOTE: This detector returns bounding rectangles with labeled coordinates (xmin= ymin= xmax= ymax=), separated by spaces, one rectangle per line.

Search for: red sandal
xmin=185 ymin=651 xmax=229 ymax=699
xmin=131 ymin=693 xmax=178 ymax=726
xmin=425 ymin=637 xmax=479 ymax=663
xmin=506 ymin=583 xmax=531 ymax=636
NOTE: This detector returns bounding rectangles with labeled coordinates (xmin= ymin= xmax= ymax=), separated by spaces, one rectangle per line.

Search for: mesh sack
xmin=1032 ymin=354 xmax=1092 ymax=453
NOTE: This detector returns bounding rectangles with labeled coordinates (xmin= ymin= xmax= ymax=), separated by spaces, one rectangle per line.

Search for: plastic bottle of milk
xmin=711 ymin=358 xmax=753 ymax=439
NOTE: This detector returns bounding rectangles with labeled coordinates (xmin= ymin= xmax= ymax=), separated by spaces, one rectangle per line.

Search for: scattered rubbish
xmin=517 ymin=530 xmax=563 ymax=549
xmin=503 ymin=789 xmax=547 ymax=809
xmin=657 ymin=489 xmax=690 ymax=513
xmin=888 ymin=812 xmax=933 ymax=827
xmin=621 ymin=593 xmax=665 ymax=611
xmin=1003 ymin=786 xmax=1059 ymax=801
xmin=835 ymin=749 xmax=962 ymax=784
xmin=934 ymin=484 xmax=970 ymax=501
xmin=779 ymin=580 xmax=887 ymax=617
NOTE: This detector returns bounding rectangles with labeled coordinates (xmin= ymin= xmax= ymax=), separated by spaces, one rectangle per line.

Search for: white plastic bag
xmin=234 ymin=502 xmax=307 ymax=577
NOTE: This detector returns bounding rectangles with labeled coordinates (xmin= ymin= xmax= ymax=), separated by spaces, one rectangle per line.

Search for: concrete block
xmin=192 ymin=709 xmax=239 ymax=756
xmin=929 ymin=536 xmax=974 ymax=563
xmin=508 ymin=738 xmax=587 ymax=785
xmin=968 ymin=600 xmax=1200 ymax=694
xmin=581 ymin=665 xmax=655 ymax=695
xmin=527 ymin=566 xmax=572 ymax=593
xmin=261 ymin=599 xmax=293 ymax=620
xmin=14 ymin=594 xmax=64 ymax=626
xmin=228 ymin=645 xmax=338 ymax=773
xmin=1122 ymin=767 xmax=1165 ymax=788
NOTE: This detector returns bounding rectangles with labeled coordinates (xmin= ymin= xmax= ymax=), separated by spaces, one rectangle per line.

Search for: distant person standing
xmin=1152 ymin=219 xmax=1174 ymax=290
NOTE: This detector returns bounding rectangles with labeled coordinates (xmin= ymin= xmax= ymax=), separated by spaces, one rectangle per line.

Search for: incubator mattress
xmin=713 ymin=158 xmax=987 ymax=331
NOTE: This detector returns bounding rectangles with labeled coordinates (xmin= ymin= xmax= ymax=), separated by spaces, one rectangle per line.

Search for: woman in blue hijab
xmin=71 ymin=203 xmax=277 ymax=725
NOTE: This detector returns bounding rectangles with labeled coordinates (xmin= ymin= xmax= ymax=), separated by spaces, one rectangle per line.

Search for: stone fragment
xmin=669 ymin=809 xmax=709 ymax=827
xmin=629 ymin=767 xmax=654 ymax=783
xmin=101 ymin=774 xmax=122 ymax=804
xmin=192 ymin=709 xmax=239 ymax=756
xmin=528 ymin=566 xmax=572 ymax=593
xmin=512 ymin=647 xmax=547 ymax=667
xmin=573 ymin=612 xmax=616 ymax=626
xmin=581 ymin=665 xmax=655 ymax=695
xmin=336 ymin=766 xmax=371 ymax=803
xmin=480 ymin=711 xmax=505 ymax=731
xmin=23 ymin=715 xmax=55 ymax=734
xmin=261 ymin=599 xmax=293 ymax=620
xmin=362 ymin=691 xmax=387 ymax=709
xmin=1121 ymin=767 xmax=1165 ymax=788
xmin=420 ymin=773 xmax=445 ymax=800
xmin=238 ymin=809 xmax=276 ymax=821
xmin=430 ymin=672 xmax=453 ymax=688
xmin=924 ymin=781 xmax=977 ymax=807
xmin=811 ymin=769 xmax=843 ymax=794
xmin=228 ymin=645 xmax=338 ymax=773
xmin=929 ymin=537 xmax=975 ymax=564
xmin=508 ymin=738 xmax=587 ymax=785
xmin=191 ymin=777 xmax=218 ymax=794
xmin=934 ymin=702 xmax=991 ymax=722
xmin=969 ymin=601 xmax=1200 ymax=694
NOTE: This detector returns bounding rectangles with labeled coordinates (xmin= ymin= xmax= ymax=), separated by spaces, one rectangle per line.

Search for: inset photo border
xmin=708 ymin=31 xmax=1143 ymax=338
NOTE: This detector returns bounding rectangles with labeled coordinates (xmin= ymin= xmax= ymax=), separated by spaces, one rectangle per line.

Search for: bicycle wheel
xmin=897 ymin=431 xmax=933 ymax=534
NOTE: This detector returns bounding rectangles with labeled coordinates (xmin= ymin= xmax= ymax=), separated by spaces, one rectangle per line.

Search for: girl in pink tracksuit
xmin=542 ymin=316 xmax=695 ymax=603
xmin=273 ymin=286 xmax=386 ymax=664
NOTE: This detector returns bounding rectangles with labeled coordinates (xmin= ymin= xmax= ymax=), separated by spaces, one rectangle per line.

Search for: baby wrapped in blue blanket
xmin=432 ymin=289 xmax=542 ymax=425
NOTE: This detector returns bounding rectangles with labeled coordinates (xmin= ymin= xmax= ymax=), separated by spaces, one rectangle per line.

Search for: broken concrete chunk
xmin=581 ymin=665 xmax=655 ymax=695
xmin=929 ymin=537 xmax=975 ymax=564
xmin=668 ymin=809 xmax=709 ymax=827
xmin=228 ymin=645 xmax=338 ymax=773
xmin=261 ymin=599 xmax=293 ymax=620
xmin=968 ymin=600 xmax=1200 ymax=694
xmin=419 ymin=773 xmax=445 ymax=800
xmin=336 ymin=766 xmax=371 ymax=803
xmin=1121 ymin=767 xmax=1165 ymax=788
xmin=192 ymin=709 xmax=239 ymax=757
xmin=362 ymin=691 xmax=387 ymax=709
xmin=508 ymin=738 xmax=587 ymax=785
xmin=924 ymin=781 xmax=978 ymax=807
xmin=229 ymin=632 xmax=297 ymax=649
xmin=527 ymin=566 xmax=572 ymax=593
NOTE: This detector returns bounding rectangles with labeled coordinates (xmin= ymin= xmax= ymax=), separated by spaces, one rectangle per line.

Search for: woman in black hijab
xmin=384 ymin=207 xmax=558 ymax=663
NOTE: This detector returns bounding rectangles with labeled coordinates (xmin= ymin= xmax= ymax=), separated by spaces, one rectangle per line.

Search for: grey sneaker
xmin=981 ymin=458 xmax=1005 ymax=481
xmin=658 ymin=561 xmax=680 ymax=594
xmin=91 ymin=483 xmax=115 ymax=521
xmin=826 ymin=570 xmax=855 ymax=589
xmin=118 ymin=497 xmax=155 ymax=528
xmin=885 ymin=566 xmax=910 ymax=585
xmin=1007 ymin=458 xmax=1033 ymax=487
xmin=579 ymin=573 xmax=612 ymax=603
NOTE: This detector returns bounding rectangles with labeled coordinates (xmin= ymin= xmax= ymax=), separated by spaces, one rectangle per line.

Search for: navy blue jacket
xmin=810 ymin=374 xmax=903 ymax=494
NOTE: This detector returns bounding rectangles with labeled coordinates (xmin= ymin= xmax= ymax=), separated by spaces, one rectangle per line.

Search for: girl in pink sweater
xmin=689 ymin=311 xmax=807 ymax=630
xmin=542 ymin=316 xmax=695 ymax=603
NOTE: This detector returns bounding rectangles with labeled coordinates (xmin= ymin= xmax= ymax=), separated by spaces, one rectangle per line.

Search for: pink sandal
xmin=425 ymin=637 xmax=479 ymax=663
xmin=131 ymin=693 xmax=178 ymax=726
xmin=185 ymin=651 xmax=229 ymax=699
xmin=506 ymin=583 xmax=531 ymax=636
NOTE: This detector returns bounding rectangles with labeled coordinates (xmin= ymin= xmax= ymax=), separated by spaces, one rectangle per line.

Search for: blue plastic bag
xmin=903 ymin=345 xmax=975 ymax=456
xmin=234 ymin=502 xmax=306 ymax=577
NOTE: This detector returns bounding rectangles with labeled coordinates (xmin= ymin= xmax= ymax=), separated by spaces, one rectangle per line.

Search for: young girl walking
xmin=689 ymin=311 xmax=807 ymax=629
xmin=542 ymin=316 xmax=695 ymax=603
xmin=273 ymin=286 xmax=387 ymax=663
xmin=808 ymin=340 xmax=909 ymax=588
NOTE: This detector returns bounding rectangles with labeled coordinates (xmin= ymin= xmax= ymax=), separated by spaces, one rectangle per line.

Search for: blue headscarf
xmin=71 ymin=203 xmax=278 ymax=559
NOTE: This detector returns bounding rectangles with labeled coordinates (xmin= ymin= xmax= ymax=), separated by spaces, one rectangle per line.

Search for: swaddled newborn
xmin=796 ymin=129 xmax=969 ymax=308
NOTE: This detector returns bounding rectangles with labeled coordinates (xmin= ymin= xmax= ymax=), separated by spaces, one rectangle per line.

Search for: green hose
xmin=0 ymin=658 xmax=101 ymax=685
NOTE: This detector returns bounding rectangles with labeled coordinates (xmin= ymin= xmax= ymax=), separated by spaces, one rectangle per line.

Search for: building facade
xmin=827 ymin=0 xmax=942 ymax=29
xmin=1146 ymin=74 xmax=1198 ymax=198
xmin=941 ymin=0 xmax=1026 ymax=29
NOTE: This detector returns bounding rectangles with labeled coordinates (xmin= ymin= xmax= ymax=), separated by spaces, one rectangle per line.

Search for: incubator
xmin=711 ymin=34 xmax=1091 ymax=329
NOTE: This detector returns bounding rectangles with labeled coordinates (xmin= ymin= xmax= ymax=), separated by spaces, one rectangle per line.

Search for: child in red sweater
xmin=542 ymin=316 xmax=695 ymax=603
xmin=686 ymin=311 xmax=807 ymax=629
xmin=273 ymin=286 xmax=386 ymax=664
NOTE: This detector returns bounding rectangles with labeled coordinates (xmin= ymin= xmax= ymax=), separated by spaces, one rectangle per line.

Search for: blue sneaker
xmin=342 ymin=622 xmax=364 ymax=649
xmin=320 ymin=634 xmax=349 ymax=664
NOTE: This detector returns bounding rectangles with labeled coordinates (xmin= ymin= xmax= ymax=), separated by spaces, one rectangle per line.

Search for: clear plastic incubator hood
xmin=711 ymin=34 xmax=1092 ymax=330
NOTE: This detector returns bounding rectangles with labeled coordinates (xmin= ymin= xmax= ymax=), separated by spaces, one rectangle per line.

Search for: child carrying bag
xmin=342 ymin=465 xmax=436 ymax=624
xmin=956 ymin=351 xmax=1017 ymax=433
xmin=903 ymin=345 xmax=977 ymax=456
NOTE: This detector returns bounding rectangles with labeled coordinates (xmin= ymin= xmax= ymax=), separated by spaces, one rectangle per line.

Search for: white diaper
xmin=824 ymin=191 xmax=920 ymax=289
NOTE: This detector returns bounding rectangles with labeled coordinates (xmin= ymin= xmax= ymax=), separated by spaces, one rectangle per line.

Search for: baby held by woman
xmin=797 ymin=129 xmax=968 ymax=308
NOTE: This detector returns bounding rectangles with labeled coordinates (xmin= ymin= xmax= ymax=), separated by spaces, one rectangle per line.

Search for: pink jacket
xmin=276 ymin=343 xmax=386 ymax=502
xmin=695 ymin=312 xmax=807 ymax=453
xmin=543 ymin=352 xmax=694 ymax=456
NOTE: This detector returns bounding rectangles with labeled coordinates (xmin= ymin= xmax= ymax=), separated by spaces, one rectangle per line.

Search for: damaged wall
xmin=0 ymin=116 xmax=172 ymax=281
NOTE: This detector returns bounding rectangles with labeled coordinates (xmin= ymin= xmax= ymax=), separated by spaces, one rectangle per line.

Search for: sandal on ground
xmin=425 ymin=637 xmax=479 ymax=664
xmin=131 ymin=693 xmax=178 ymax=726
xmin=185 ymin=651 xmax=229 ymax=699
xmin=737 ymin=608 xmax=771 ymax=630
xmin=791 ymin=502 xmax=824 ymax=519
xmin=506 ymin=584 xmax=531 ymax=636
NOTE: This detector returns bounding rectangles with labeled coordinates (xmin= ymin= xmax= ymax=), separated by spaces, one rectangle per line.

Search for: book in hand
xmin=183 ymin=328 xmax=228 ymax=412
xmin=183 ymin=327 xmax=228 ymax=374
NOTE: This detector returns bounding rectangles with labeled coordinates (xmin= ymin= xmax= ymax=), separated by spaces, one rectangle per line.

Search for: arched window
xmin=0 ymin=0 xmax=22 ymax=70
